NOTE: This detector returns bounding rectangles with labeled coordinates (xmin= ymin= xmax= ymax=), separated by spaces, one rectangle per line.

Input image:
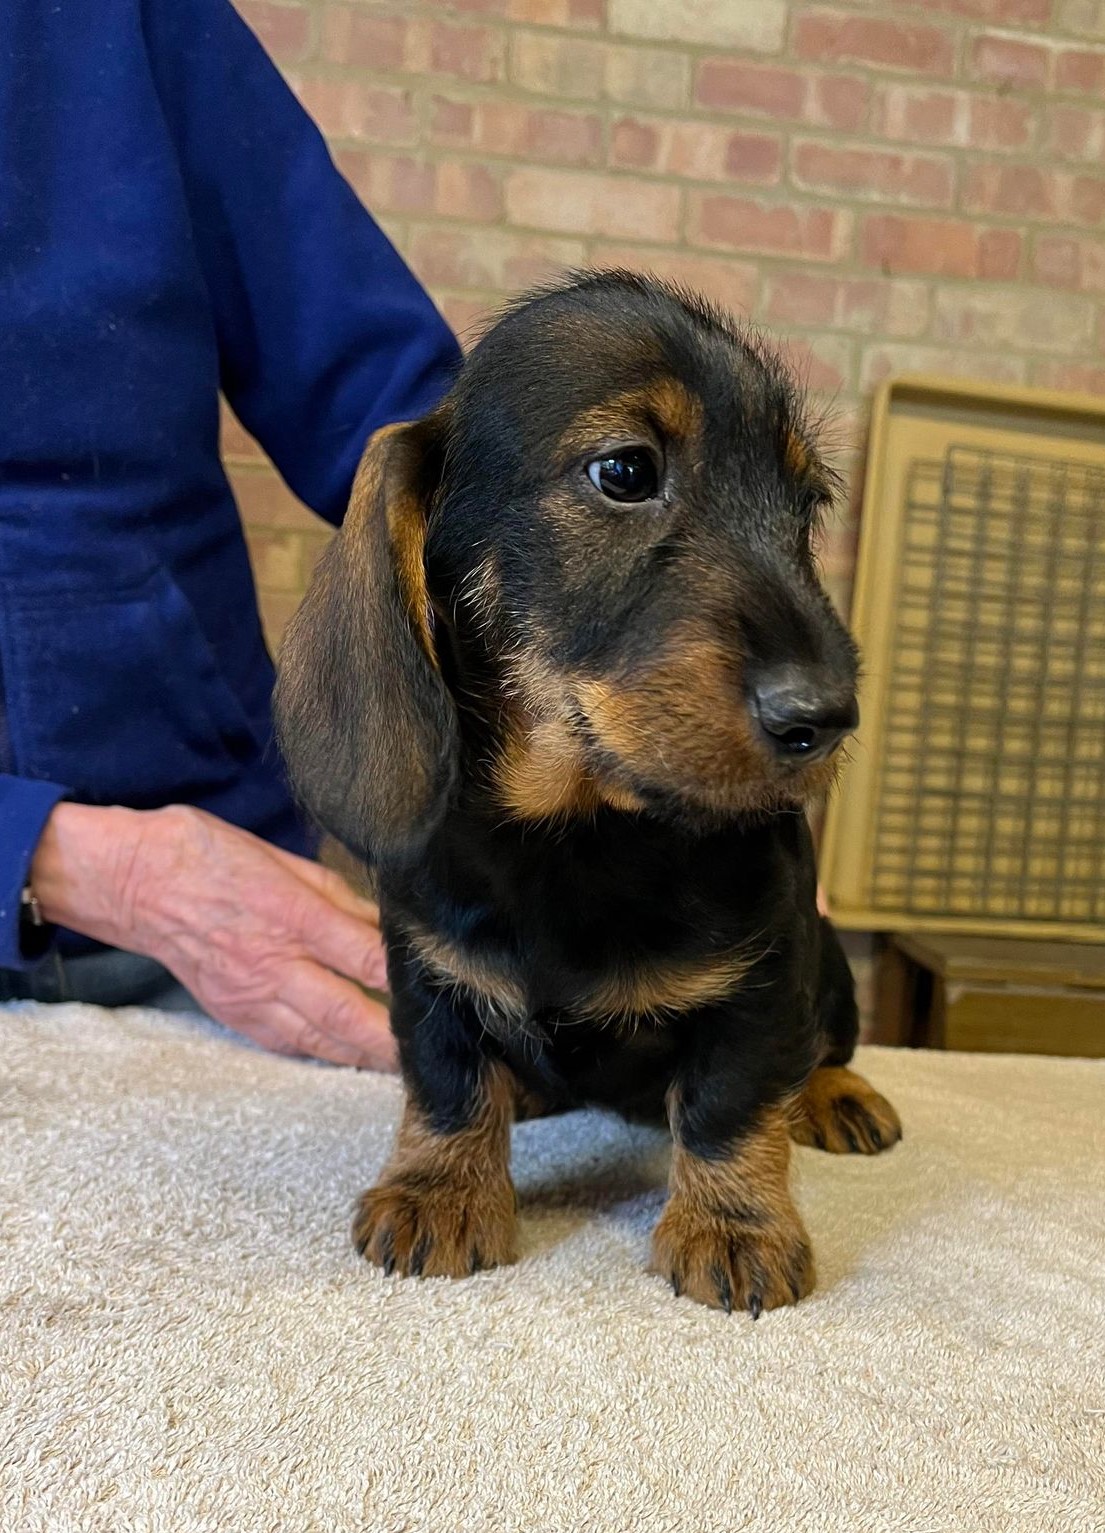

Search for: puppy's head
xmin=277 ymin=272 xmax=858 ymax=862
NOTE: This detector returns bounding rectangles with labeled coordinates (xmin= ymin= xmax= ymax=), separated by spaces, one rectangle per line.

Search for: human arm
xmin=27 ymin=800 xmax=397 ymax=1070
xmin=0 ymin=775 xmax=70 ymax=969
xmin=143 ymin=0 xmax=462 ymax=525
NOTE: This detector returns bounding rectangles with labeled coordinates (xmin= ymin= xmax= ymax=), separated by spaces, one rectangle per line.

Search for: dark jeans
xmin=0 ymin=946 xmax=201 ymax=1012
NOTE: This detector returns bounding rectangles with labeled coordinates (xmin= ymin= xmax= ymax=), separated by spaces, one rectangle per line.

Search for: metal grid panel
xmin=869 ymin=444 xmax=1105 ymax=924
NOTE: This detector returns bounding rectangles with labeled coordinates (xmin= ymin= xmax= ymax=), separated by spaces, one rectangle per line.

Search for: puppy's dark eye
xmin=586 ymin=448 xmax=660 ymax=503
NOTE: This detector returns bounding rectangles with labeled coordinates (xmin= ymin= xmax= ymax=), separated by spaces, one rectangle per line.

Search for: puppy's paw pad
xmin=790 ymin=1066 xmax=902 ymax=1155
xmin=353 ymin=1176 xmax=517 ymax=1279
xmin=651 ymin=1199 xmax=814 ymax=1315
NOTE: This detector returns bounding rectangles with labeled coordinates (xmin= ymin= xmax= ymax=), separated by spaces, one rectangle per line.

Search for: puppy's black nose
xmin=752 ymin=669 xmax=858 ymax=762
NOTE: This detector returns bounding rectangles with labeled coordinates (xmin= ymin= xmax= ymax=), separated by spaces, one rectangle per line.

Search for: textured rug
xmin=1 ymin=1001 xmax=1103 ymax=1532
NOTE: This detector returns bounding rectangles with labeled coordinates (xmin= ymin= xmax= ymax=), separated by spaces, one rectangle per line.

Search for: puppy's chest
xmin=404 ymin=900 xmax=758 ymax=1035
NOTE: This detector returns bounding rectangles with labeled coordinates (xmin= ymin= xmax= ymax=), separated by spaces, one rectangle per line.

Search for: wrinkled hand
xmin=32 ymin=802 xmax=396 ymax=1070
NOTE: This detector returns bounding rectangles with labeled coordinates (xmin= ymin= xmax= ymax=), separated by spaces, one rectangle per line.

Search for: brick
xmin=429 ymin=97 xmax=604 ymax=166
xmin=873 ymin=83 xmax=1033 ymax=152
xmin=293 ymin=79 xmax=418 ymax=146
xmin=504 ymin=167 xmax=682 ymax=241
xmin=693 ymin=60 xmax=867 ymax=130
xmin=762 ymin=273 xmax=931 ymax=338
xmin=238 ymin=1 xmax=313 ymax=64
xmin=791 ymin=141 xmax=954 ymax=208
xmin=337 ymin=152 xmax=502 ymax=222
xmin=587 ymin=246 xmax=760 ymax=315
xmin=429 ymin=95 xmax=475 ymax=145
xmin=220 ymin=402 xmax=263 ymax=463
xmin=439 ymin=295 xmax=496 ymax=347
xmin=695 ymin=59 xmax=805 ymax=118
xmin=256 ymin=592 xmax=305 ymax=651
xmin=509 ymin=33 xmax=606 ymax=100
xmin=969 ymin=96 xmax=1036 ymax=151
xmin=962 ymin=162 xmax=1053 ymax=216
xmin=689 ymin=194 xmax=852 ymax=262
xmin=409 ymin=226 xmax=586 ymax=292
xmin=610 ymin=117 xmax=658 ymax=170
xmin=416 ymin=19 xmax=506 ymax=83
xmin=609 ymin=0 xmax=787 ymax=50
xmin=970 ymin=34 xmax=1051 ymax=89
xmin=965 ymin=162 xmax=1105 ymax=222
xmin=1032 ymin=362 xmax=1105 ymax=393
xmin=794 ymin=11 xmax=955 ymax=76
xmin=778 ymin=334 xmax=855 ymax=396
xmin=245 ymin=527 xmax=305 ymax=592
xmin=604 ymin=44 xmax=691 ymax=109
xmin=320 ymin=8 xmax=406 ymax=71
xmin=809 ymin=75 xmax=870 ymax=132
xmin=931 ymin=287 xmax=1095 ymax=352
xmin=861 ymin=215 xmax=1020 ymax=279
xmin=860 ymin=344 xmax=1027 ymax=391
xmin=610 ymin=116 xmax=781 ymax=184
xmin=510 ymin=35 xmax=689 ymax=110
xmin=337 ymin=151 xmax=436 ymax=216
xmin=1055 ymin=48 xmax=1105 ymax=93
xmin=724 ymin=131 xmax=784 ymax=185
xmin=1033 ymin=235 xmax=1105 ymax=292
xmin=1055 ymin=1 xmax=1105 ymax=40
xmin=232 ymin=469 xmax=316 ymax=532
xmin=480 ymin=102 xmax=605 ymax=165
xmin=1047 ymin=105 xmax=1105 ymax=161
xmin=872 ymin=85 xmax=958 ymax=144
xmin=507 ymin=0 xmax=605 ymax=26
xmin=321 ymin=11 xmax=505 ymax=82
xmin=302 ymin=532 xmax=333 ymax=577
xmin=445 ymin=0 xmax=510 ymax=13
xmin=886 ymin=0 xmax=1049 ymax=19
xmin=435 ymin=160 xmax=504 ymax=221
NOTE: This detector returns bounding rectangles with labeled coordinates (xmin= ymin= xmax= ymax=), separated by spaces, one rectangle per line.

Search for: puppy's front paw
xmin=790 ymin=1066 xmax=902 ymax=1155
xmin=353 ymin=1174 xmax=517 ymax=1278
xmin=651 ymin=1196 xmax=815 ymax=1315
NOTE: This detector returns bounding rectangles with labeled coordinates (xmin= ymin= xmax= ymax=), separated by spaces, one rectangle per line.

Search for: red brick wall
xmin=224 ymin=0 xmax=1105 ymax=647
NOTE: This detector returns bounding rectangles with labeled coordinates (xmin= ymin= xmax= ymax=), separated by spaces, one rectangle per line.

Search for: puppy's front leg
xmin=652 ymin=1014 xmax=817 ymax=1315
xmin=354 ymin=968 xmax=517 ymax=1279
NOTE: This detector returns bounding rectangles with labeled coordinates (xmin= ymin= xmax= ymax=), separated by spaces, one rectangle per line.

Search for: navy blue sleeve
xmin=0 ymin=775 xmax=67 ymax=971
xmin=142 ymin=0 xmax=461 ymax=526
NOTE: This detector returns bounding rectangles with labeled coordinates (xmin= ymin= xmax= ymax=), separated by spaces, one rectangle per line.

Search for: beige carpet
xmin=2 ymin=1002 xmax=1103 ymax=1532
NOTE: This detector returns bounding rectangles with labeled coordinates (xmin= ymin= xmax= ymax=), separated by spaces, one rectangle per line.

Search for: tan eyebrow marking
xmin=553 ymin=378 xmax=704 ymax=468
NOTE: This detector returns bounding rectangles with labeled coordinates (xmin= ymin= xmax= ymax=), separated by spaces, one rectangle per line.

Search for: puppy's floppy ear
xmin=276 ymin=413 xmax=457 ymax=866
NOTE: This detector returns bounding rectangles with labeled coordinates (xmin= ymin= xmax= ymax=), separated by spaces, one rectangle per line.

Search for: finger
xmin=269 ymin=845 xmax=381 ymax=924
xmin=281 ymin=961 xmax=398 ymax=1071
xmin=291 ymin=889 xmax=390 ymax=992
xmin=219 ymin=999 xmax=377 ymax=1069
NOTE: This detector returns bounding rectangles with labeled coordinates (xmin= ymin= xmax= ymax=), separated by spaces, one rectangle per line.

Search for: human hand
xmin=31 ymin=802 xmax=396 ymax=1070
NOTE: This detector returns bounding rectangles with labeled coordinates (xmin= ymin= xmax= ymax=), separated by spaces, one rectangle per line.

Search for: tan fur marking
xmin=553 ymin=378 xmax=704 ymax=467
xmin=387 ymin=487 xmax=438 ymax=665
xmin=581 ymin=949 xmax=755 ymax=1024
xmin=784 ymin=428 xmax=812 ymax=479
xmin=407 ymin=922 xmax=527 ymax=1023
xmin=353 ymin=1063 xmax=518 ymax=1278
xmin=651 ymin=1106 xmax=815 ymax=1313
xmin=789 ymin=1066 xmax=902 ymax=1155
xmin=495 ymin=714 xmax=645 ymax=822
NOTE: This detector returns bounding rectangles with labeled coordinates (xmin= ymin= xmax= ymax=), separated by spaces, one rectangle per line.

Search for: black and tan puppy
xmin=276 ymin=272 xmax=901 ymax=1315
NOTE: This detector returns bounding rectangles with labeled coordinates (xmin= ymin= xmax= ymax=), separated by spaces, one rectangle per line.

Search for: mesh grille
xmin=869 ymin=444 xmax=1105 ymax=924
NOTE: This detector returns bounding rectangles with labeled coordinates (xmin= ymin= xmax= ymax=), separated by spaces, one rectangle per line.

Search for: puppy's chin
xmin=593 ymin=752 xmax=843 ymax=829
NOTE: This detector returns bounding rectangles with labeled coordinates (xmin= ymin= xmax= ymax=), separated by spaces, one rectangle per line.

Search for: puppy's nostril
xmin=775 ymin=724 xmax=819 ymax=755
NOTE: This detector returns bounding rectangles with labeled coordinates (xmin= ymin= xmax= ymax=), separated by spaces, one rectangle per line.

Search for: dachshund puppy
xmin=276 ymin=272 xmax=901 ymax=1315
